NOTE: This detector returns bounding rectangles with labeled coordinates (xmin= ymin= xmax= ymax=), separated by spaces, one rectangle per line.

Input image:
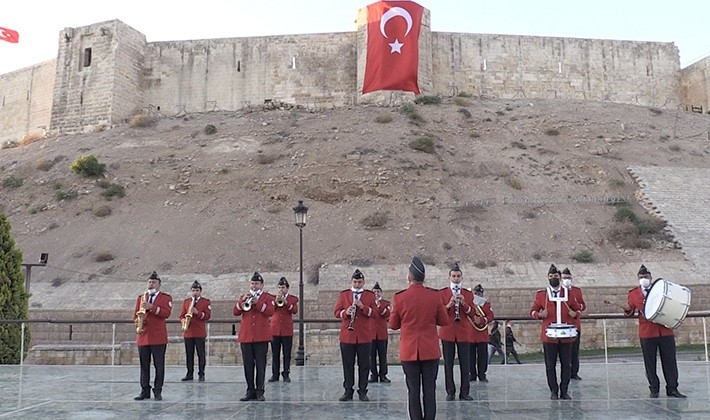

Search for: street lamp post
xmin=293 ymin=200 xmax=308 ymax=366
xmin=21 ymin=253 xmax=49 ymax=294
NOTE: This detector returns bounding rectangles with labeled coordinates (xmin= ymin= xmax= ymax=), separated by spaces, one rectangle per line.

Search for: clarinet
xmin=454 ymin=292 xmax=461 ymax=322
xmin=347 ymin=294 xmax=359 ymax=331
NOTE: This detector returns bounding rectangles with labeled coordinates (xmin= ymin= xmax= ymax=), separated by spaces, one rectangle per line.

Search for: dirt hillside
xmin=2 ymin=97 xmax=708 ymax=284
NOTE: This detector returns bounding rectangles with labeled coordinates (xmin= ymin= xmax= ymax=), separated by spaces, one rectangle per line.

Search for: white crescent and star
xmin=379 ymin=7 xmax=413 ymax=54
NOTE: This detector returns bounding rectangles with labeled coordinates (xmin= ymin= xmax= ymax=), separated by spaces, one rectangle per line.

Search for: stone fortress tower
xmin=1 ymin=2 xmax=709 ymax=145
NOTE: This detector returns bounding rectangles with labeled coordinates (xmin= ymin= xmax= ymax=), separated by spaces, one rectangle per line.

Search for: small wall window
xmin=83 ymin=48 xmax=92 ymax=67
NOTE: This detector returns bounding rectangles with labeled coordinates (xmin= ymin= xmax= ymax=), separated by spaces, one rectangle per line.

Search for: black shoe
xmin=479 ymin=377 xmax=488 ymax=383
xmin=560 ymin=393 xmax=571 ymax=400
xmin=446 ymin=394 xmax=455 ymax=401
xmin=459 ymin=394 xmax=473 ymax=401
xmin=198 ymin=375 xmax=205 ymax=382
xmin=571 ymin=374 xmax=582 ymax=380
xmin=256 ymin=394 xmax=266 ymax=401
xmin=153 ymin=390 xmax=162 ymax=401
xmin=380 ymin=376 xmax=391 ymax=384
xmin=339 ymin=392 xmax=354 ymax=402
xmin=240 ymin=393 xmax=255 ymax=402
xmin=133 ymin=393 xmax=151 ymax=401
xmin=181 ymin=376 xmax=194 ymax=382
xmin=283 ymin=374 xmax=291 ymax=383
xmin=650 ymin=391 xmax=659 ymax=398
xmin=368 ymin=375 xmax=378 ymax=383
xmin=550 ymin=393 xmax=559 ymax=400
xmin=358 ymin=393 xmax=370 ymax=402
xmin=267 ymin=375 xmax=279 ymax=383
xmin=667 ymin=390 xmax=687 ymax=398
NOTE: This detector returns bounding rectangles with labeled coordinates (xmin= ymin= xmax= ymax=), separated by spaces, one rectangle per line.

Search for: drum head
xmin=643 ymin=279 xmax=666 ymax=320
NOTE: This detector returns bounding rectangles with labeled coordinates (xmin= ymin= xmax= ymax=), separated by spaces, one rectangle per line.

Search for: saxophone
xmin=182 ymin=297 xmax=196 ymax=332
xmin=135 ymin=290 xmax=149 ymax=334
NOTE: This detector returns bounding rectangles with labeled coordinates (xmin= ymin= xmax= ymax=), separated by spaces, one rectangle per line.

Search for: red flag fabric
xmin=0 ymin=27 xmax=19 ymax=44
xmin=363 ymin=1 xmax=423 ymax=94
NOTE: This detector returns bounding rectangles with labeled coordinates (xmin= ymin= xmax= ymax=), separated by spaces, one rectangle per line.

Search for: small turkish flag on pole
xmin=362 ymin=1 xmax=423 ymax=94
xmin=0 ymin=27 xmax=19 ymax=43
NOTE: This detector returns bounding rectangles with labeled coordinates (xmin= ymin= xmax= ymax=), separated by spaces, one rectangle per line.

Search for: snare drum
xmin=545 ymin=323 xmax=578 ymax=339
xmin=643 ymin=278 xmax=691 ymax=329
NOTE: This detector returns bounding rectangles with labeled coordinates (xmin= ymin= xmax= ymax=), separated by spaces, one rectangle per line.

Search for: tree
xmin=0 ymin=213 xmax=29 ymax=364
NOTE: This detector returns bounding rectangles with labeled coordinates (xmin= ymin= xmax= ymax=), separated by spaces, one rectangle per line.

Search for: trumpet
xmin=242 ymin=293 xmax=254 ymax=312
xmin=182 ymin=297 xmax=196 ymax=332
xmin=135 ymin=290 xmax=149 ymax=334
xmin=276 ymin=293 xmax=286 ymax=307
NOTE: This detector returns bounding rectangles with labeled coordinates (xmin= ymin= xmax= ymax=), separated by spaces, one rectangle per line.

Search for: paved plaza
xmin=1 ymin=359 xmax=709 ymax=419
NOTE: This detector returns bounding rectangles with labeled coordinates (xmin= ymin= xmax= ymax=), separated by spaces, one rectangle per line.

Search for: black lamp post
xmin=22 ymin=253 xmax=49 ymax=294
xmin=293 ymin=200 xmax=308 ymax=366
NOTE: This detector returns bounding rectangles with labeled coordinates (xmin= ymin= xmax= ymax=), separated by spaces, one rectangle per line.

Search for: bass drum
xmin=643 ymin=278 xmax=691 ymax=329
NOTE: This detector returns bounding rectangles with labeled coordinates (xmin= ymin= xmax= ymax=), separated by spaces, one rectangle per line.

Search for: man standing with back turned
xmin=390 ymin=257 xmax=450 ymax=420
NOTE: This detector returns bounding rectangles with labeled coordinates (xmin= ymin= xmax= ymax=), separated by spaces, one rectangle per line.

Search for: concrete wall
xmin=681 ymin=57 xmax=710 ymax=112
xmin=0 ymin=60 xmax=55 ymax=144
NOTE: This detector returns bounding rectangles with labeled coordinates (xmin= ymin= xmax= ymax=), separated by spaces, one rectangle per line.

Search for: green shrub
xmin=71 ymin=155 xmax=106 ymax=177
xmin=2 ymin=176 xmax=22 ymax=188
xmin=456 ymin=92 xmax=472 ymax=98
xmin=414 ymin=95 xmax=442 ymax=105
xmin=55 ymin=188 xmax=78 ymax=201
xmin=401 ymin=103 xmax=424 ymax=122
xmin=614 ymin=207 xmax=639 ymax=224
xmin=409 ymin=136 xmax=436 ymax=153
xmin=572 ymin=250 xmax=594 ymax=263
xmin=204 ymin=124 xmax=217 ymax=135
xmin=100 ymin=184 xmax=125 ymax=200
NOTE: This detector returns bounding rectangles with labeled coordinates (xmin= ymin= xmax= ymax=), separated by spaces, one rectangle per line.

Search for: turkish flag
xmin=0 ymin=27 xmax=19 ymax=43
xmin=362 ymin=1 xmax=423 ymax=94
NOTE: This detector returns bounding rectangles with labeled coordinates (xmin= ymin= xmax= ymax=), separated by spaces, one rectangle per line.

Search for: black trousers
xmin=469 ymin=341 xmax=489 ymax=380
xmin=640 ymin=335 xmax=679 ymax=392
xmin=370 ymin=339 xmax=389 ymax=378
xmin=138 ymin=344 xmax=166 ymax=392
xmin=543 ymin=341 xmax=572 ymax=396
xmin=340 ymin=342 xmax=371 ymax=394
xmin=271 ymin=335 xmax=293 ymax=377
xmin=184 ymin=337 xmax=206 ymax=377
xmin=505 ymin=345 xmax=521 ymax=364
xmin=402 ymin=360 xmax=439 ymax=420
xmin=571 ymin=331 xmax=581 ymax=376
xmin=241 ymin=342 xmax=269 ymax=396
xmin=441 ymin=340 xmax=470 ymax=396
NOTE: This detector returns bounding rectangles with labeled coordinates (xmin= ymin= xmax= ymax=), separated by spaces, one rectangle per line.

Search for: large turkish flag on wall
xmin=362 ymin=1 xmax=423 ymax=94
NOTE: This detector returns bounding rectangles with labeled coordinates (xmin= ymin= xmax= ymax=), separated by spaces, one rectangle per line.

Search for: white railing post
xmin=111 ymin=323 xmax=116 ymax=366
xmin=602 ymin=319 xmax=608 ymax=364
xmin=206 ymin=323 xmax=211 ymax=367
xmin=703 ymin=317 xmax=708 ymax=363
xmin=20 ymin=322 xmax=25 ymax=366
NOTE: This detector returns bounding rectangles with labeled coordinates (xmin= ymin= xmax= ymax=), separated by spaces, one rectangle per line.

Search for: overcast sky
xmin=1 ymin=0 xmax=708 ymax=75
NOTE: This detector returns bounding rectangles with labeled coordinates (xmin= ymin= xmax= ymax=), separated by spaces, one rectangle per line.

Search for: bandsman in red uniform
xmin=390 ymin=256 xmax=450 ymax=420
xmin=180 ymin=280 xmax=211 ymax=382
xmin=530 ymin=264 xmax=581 ymax=400
xmin=268 ymin=276 xmax=298 ymax=383
xmin=561 ymin=267 xmax=585 ymax=380
xmin=334 ymin=269 xmax=376 ymax=401
xmin=439 ymin=263 xmax=474 ymax=401
xmin=133 ymin=271 xmax=172 ymax=401
xmin=233 ymin=272 xmax=275 ymax=401
xmin=369 ymin=282 xmax=392 ymax=383
xmin=622 ymin=264 xmax=686 ymax=398
xmin=469 ymin=283 xmax=494 ymax=382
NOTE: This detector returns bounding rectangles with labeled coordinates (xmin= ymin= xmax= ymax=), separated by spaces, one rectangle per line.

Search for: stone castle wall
xmin=2 ymin=9 xmax=707 ymax=145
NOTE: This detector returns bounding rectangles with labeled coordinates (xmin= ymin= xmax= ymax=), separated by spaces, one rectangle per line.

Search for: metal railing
xmin=3 ymin=311 xmax=709 ymax=366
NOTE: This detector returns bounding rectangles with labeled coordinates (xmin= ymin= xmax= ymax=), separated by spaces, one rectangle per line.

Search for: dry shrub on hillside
xmin=130 ymin=114 xmax=158 ymax=128
xmin=362 ymin=211 xmax=389 ymax=229
xmin=257 ymin=152 xmax=280 ymax=164
xmin=409 ymin=136 xmax=435 ymax=153
xmin=93 ymin=204 xmax=112 ymax=217
xmin=505 ymin=174 xmax=522 ymax=190
xmin=375 ymin=112 xmax=393 ymax=123
xmin=21 ymin=131 xmax=46 ymax=146
xmin=454 ymin=97 xmax=471 ymax=107
xmin=94 ymin=250 xmax=115 ymax=262
xmin=544 ymin=128 xmax=560 ymax=136
xmin=35 ymin=158 xmax=54 ymax=171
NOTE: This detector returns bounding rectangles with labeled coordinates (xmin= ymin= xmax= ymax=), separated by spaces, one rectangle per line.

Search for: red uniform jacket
xmin=134 ymin=291 xmax=172 ymax=346
xmin=233 ymin=292 xmax=275 ymax=343
xmin=372 ymin=298 xmax=391 ymax=341
xmin=530 ymin=287 xmax=581 ymax=343
xmin=270 ymin=294 xmax=299 ymax=337
xmin=566 ymin=286 xmax=586 ymax=331
xmin=469 ymin=300 xmax=494 ymax=343
xmin=624 ymin=286 xmax=675 ymax=338
xmin=180 ymin=296 xmax=212 ymax=338
xmin=390 ymin=283 xmax=450 ymax=362
xmin=334 ymin=289 xmax=376 ymax=344
xmin=438 ymin=287 xmax=475 ymax=343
